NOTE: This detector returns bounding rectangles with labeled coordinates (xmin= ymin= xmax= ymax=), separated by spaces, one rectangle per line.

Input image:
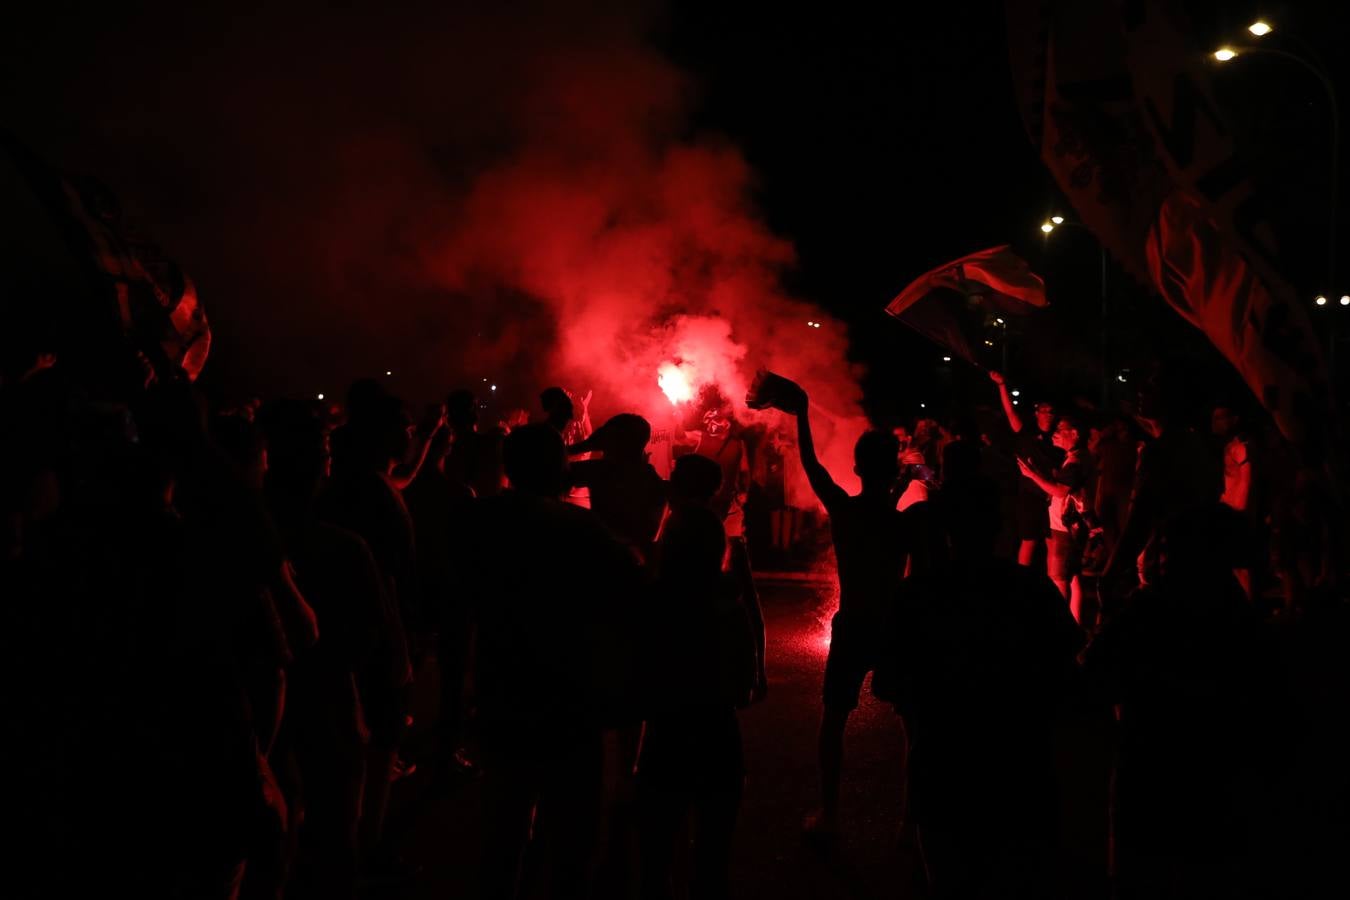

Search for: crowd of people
xmin=3 ymin=345 xmax=1347 ymax=900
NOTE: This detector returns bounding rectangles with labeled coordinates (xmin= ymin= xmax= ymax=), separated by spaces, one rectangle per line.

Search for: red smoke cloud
xmin=8 ymin=2 xmax=867 ymax=492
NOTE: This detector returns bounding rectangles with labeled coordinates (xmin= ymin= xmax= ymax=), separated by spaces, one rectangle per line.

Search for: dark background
xmin=4 ymin=0 xmax=1346 ymax=425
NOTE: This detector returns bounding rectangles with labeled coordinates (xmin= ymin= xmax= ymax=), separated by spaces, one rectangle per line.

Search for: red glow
xmin=657 ymin=361 xmax=694 ymax=406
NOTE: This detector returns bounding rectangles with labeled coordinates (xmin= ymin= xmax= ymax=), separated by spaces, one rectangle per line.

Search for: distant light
xmin=1214 ymin=47 xmax=1238 ymax=62
xmin=1041 ymin=222 xmax=1055 ymax=233
xmin=919 ymin=403 xmax=926 ymax=409
xmin=1341 ymin=295 xmax=1350 ymax=307
xmin=385 ymin=370 xmax=392 ymax=376
xmin=1316 ymin=295 xmax=1329 ymax=306
xmin=1011 ymin=389 xmax=1020 ymax=397
xmin=1118 ymin=373 xmax=1128 ymax=383
xmin=1012 ymin=400 xmax=1019 ymax=406
xmin=317 ymin=393 xmax=325 ymax=401
xmin=942 ymin=355 xmax=952 ymax=362
xmin=482 ymin=378 xmax=488 ymax=382
xmin=807 ymin=320 xmax=815 ymax=327
xmin=1050 ymin=216 xmax=1065 ymax=225
xmin=490 ymin=384 xmax=498 ymax=391
xmin=984 ymin=339 xmax=994 ymax=346
xmin=995 ymin=317 xmax=1005 ymax=325
xmin=1248 ymin=21 xmax=1272 ymax=37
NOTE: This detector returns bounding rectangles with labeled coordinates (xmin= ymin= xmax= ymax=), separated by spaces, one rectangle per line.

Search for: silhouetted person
xmin=261 ymin=400 xmax=398 ymax=900
xmin=1088 ymin=416 xmax=1134 ymax=558
xmin=690 ymin=387 xmax=767 ymax=702
xmin=469 ymin=424 xmax=640 ymax=900
xmin=1083 ymin=505 xmax=1284 ymax=899
xmin=990 ymin=370 xmax=1063 ymax=567
xmin=402 ymin=404 xmax=478 ymax=772
xmin=638 ymin=507 xmax=757 ymax=900
xmin=318 ymin=388 xmax=415 ymax=874
xmin=569 ymin=413 xmax=667 ymax=559
xmin=880 ymin=478 xmax=1084 ymax=899
xmin=1212 ymin=403 xmax=1258 ymax=598
xmin=776 ymin=378 xmax=910 ymax=840
xmin=446 ymin=388 xmax=505 ymax=498
xmin=540 ymin=385 xmax=575 ymax=435
xmin=1101 ymin=366 xmax=1221 ymax=602
xmin=1018 ymin=415 xmax=1090 ymax=622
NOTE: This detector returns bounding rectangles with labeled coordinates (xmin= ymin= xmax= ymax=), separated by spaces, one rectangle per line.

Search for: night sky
xmin=4 ymin=0 xmax=1346 ymax=424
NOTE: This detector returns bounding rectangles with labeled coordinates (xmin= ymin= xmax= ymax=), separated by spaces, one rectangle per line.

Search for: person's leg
xmin=1069 ymin=574 xmax=1084 ymax=624
xmin=807 ymin=704 xmax=851 ymax=834
xmin=728 ymin=537 xmax=768 ymax=700
xmin=435 ymin=603 xmax=473 ymax=766
xmin=637 ymin=775 xmax=684 ymax=900
xmin=807 ymin=626 xmax=866 ymax=836
xmin=478 ymin=754 xmax=541 ymax=900
xmin=691 ymin=720 xmax=744 ymax=900
xmin=539 ymin=733 xmax=605 ymax=900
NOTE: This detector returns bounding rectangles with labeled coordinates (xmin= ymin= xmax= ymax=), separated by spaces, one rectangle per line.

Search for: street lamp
xmin=1316 ymin=295 xmax=1329 ymax=306
xmin=1212 ymin=21 xmax=1340 ymax=308
xmin=1043 ymin=215 xmax=1111 ymax=406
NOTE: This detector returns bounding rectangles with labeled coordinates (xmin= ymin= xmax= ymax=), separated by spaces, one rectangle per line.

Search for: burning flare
xmin=657 ymin=361 xmax=694 ymax=405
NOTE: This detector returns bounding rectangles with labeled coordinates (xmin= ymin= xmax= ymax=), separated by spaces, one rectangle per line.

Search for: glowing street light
xmin=1316 ymin=295 xmax=1329 ymax=306
xmin=1248 ymin=21 xmax=1273 ymax=37
xmin=1040 ymin=221 xmax=1055 ymax=233
xmin=490 ymin=384 xmax=498 ymax=391
xmin=1011 ymin=389 xmax=1020 ymax=397
xmin=1051 ymin=216 xmax=1065 ymax=225
xmin=317 ymin=393 xmax=325 ymax=400
xmin=1214 ymin=47 xmax=1238 ymax=62
xmin=1341 ymin=295 xmax=1350 ymax=306
xmin=942 ymin=355 xmax=952 ymax=362
xmin=385 ymin=370 xmax=392 ymax=376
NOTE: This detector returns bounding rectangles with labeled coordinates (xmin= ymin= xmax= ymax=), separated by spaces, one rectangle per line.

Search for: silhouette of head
xmin=585 ymin=413 xmax=651 ymax=461
xmin=1052 ymin=415 xmax=1083 ymax=453
xmin=540 ymin=387 xmax=574 ymax=431
xmin=853 ymin=430 xmax=900 ymax=486
xmin=940 ymin=476 xmax=1001 ymax=560
xmin=212 ymin=413 xmax=267 ymax=491
xmin=941 ymin=436 xmax=980 ymax=487
xmin=1211 ymin=404 xmax=1240 ymax=438
xmin=446 ymin=389 xmax=477 ymax=433
xmin=258 ymin=399 xmax=328 ymax=500
xmin=659 ymin=506 xmax=727 ymax=582
xmin=503 ymin=423 xmax=567 ymax=497
xmin=1033 ymin=401 xmax=1057 ymax=435
xmin=670 ymin=454 xmax=723 ymax=508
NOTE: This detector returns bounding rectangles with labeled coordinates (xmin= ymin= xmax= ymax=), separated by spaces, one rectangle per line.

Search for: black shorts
xmin=822 ymin=613 xmax=879 ymax=711
xmin=1047 ymin=529 xmax=1080 ymax=582
xmin=1017 ymin=484 xmax=1050 ymax=541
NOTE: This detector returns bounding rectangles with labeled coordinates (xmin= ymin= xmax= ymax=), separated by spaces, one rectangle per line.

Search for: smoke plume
xmin=7 ymin=1 xmax=868 ymax=490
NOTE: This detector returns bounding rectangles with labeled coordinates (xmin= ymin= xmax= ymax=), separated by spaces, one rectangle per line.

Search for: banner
xmin=1006 ymin=0 xmax=1332 ymax=459
xmin=885 ymin=245 xmax=1046 ymax=365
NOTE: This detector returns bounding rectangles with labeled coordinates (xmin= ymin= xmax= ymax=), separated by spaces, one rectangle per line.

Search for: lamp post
xmin=1041 ymin=217 xmax=1110 ymax=408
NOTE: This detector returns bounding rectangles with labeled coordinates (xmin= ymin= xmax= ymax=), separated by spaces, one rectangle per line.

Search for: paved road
xmin=384 ymin=580 xmax=922 ymax=898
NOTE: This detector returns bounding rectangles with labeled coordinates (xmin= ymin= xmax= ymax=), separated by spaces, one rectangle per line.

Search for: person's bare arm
xmin=990 ymin=370 xmax=1023 ymax=433
xmin=1017 ymin=457 xmax=1071 ymax=499
xmin=795 ymin=406 xmax=847 ymax=509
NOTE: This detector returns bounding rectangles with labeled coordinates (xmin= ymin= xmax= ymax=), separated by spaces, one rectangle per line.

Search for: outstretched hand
xmin=1016 ymin=456 xmax=1035 ymax=478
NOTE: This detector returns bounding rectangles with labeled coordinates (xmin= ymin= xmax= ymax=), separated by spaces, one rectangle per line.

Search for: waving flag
xmin=885 ymin=245 xmax=1047 ymax=364
xmin=1 ymin=132 xmax=211 ymax=385
xmin=1006 ymin=0 xmax=1333 ymax=460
